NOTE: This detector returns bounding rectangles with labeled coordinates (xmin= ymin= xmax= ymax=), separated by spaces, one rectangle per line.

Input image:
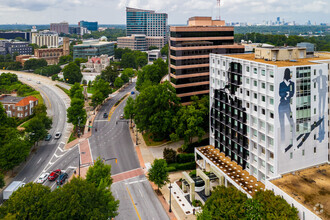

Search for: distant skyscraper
xmin=126 ymin=7 xmax=168 ymax=47
xmin=277 ymin=17 xmax=280 ymax=22
xmin=50 ymin=22 xmax=69 ymax=34
xmin=79 ymin=21 xmax=98 ymax=31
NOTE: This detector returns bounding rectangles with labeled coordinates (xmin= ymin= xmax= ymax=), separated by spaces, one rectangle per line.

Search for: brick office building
xmin=0 ymin=95 xmax=38 ymax=118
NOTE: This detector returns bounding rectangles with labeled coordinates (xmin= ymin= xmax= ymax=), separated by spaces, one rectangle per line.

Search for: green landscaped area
xmin=56 ymin=84 xmax=70 ymax=96
xmin=87 ymin=86 xmax=96 ymax=95
xmin=68 ymin=132 xmax=77 ymax=143
xmin=32 ymin=93 xmax=43 ymax=105
xmin=142 ymin=132 xmax=169 ymax=146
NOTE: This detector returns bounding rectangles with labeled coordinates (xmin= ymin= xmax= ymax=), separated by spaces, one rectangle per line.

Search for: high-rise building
xmin=0 ymin=32 xmax=31 ymax=42
xmin=79 ymin=21 xmax=98 ymax=31
xmin=50 ymin=22 xmax=69 ymax=34
xmin=117 ymin=34 xmax=164 ymax=51
xmin=0 ymin=40 xmax=32 ymax=55
xmin=169 ymin=16 xmax=244 ymax=104
xmin=32 ymin=30 xmax=59 ymax=48
xmin=126 ymin=7 xmax=168 ymax=48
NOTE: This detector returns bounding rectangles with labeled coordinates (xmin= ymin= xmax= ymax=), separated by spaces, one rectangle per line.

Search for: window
xmin=261 ymin=147 xmax=265 ymax=154
xmin=261 ymin=83 xmax=265 ymax=89
xmin=269 ymin=71 xmax=274 ymax=78
xmin=261 ymin=134 xmax=265 ymax=142
xmin=270 ymin=112 xmax=274 ymax=119
xmin=261 ymin=160 xmax=265 ymax=167
xmin=246 ymin=66 xmax=250 ymax=72
xmin=262 ymin=96 xmax=265 ymax=102
xmin=270 ymin=98 xmax=274 ymax=105
xmin=246 ymin=91 xmax=250 ymax=96
xmin=269 ymin=165 xmax=274 ymax=173
xmin=314 ymin=108 xmax=316 ymax=114
xmin=261 ymin=69 xmax=266 ymax=76
xmin=253 ymin=68 xmax=257 ymax=74
xmin=254 ymin=106 xmax=257 ymax=112
xmin=270 ymin=85 xmax=274 ymax=91
xmin=314 ymin=95 xmax=316 ymax=101
xmin=246 ymin=78 xmax=249 ymax=84
xmin=270 ymin=152 xmax=274 ymax=159
xmin=314 ymin=147 xmax=316 ymax=153
xmin=269 ymin=138 xmax=274 ymax=146
xmin=254 ymin=80 xmax=257 ymax=87
xmin=253 ymin=130 xmax=257 ymax=137
xmin=262 ymin=109 xmax=265 ymax=115
xmin=254 ymin=93 xmax=257 ymax=99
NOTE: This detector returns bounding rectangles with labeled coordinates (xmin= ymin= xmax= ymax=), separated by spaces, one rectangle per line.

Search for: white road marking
xmin=54 ymin=154 xmax=60 ymax=158
xmin=22 ymin=177 xmax=26 ymax=182
xmin=68 ymin=166 xmax=77 ymax=169
xmin=88 ymin=139 xmax=94 ymax=161
xmin=37 ymin=157 xmax=42 ymax=164
xmin=125 ymin=179 xmax=148 ymax=185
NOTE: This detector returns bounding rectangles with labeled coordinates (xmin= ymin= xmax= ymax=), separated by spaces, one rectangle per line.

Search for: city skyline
xmin=0 ymin=0 xmax=329 ymax=25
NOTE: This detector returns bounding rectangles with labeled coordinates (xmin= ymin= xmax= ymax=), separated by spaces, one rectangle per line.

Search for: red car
xmin=48 ymin=169 xmax=61 ymax=181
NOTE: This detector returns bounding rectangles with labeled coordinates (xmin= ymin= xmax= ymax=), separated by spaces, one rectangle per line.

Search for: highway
xmin=0 ymin=71 xmax=77 ymax=201
xmin=90 ymin=81 xmax=169 ymax=220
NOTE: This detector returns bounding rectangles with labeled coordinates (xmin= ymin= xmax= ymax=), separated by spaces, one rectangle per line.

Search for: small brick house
xmin=0 ymin=95 xmax=38 ymax=118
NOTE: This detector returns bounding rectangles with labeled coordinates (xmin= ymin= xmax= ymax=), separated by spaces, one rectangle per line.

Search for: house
xmin=0 ymin=95 xmax=38 ymax=118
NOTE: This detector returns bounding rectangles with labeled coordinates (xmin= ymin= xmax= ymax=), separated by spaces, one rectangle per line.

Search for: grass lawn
xmin=20 ymin=119 xmax=31 ymax=128
xmin=142 ymin=132 xmax=168 ymax=146
xmin=87 ymin=86 xmax=96 ymax=95
xmin=31 ymin=93 xmax=44 ymax=105
xmin=68 ymin=132 xmax=77 ymax=143
xmin=56 ymin=84 xmax=70 ymax=96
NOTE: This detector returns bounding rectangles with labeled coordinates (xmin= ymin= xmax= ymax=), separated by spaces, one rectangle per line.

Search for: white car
xmin=54 ymin=132 xmax=62 ymax=139
xmin=36 ymin=173 xmax=49 ymax=184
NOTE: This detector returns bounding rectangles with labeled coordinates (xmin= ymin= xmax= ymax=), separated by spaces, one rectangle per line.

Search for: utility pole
xmin=78 ymin=153 xmax=80 ymax=176
xmin=169 ymin=182 xmax=172 ymax=212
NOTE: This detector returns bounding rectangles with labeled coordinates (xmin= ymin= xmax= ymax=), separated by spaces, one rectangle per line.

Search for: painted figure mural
xmin=278 ymin=68 xmax=295 ymax=151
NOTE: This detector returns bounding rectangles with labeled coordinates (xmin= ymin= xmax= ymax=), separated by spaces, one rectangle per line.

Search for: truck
xmin=3 ymin=181 xmax=25 ymax=200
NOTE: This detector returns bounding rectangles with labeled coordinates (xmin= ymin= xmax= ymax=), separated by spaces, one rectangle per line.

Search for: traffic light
xmin=115 ymin=158 xmax=117 ymax=164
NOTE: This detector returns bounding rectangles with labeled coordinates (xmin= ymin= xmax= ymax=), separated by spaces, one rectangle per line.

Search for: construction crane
xmin=217 ymin=0 xmax=221 ymax=20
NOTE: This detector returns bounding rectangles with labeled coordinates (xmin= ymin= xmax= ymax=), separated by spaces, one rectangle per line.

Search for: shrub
xmin=184 ymin=138 xmax=210 ymax=153
xmin=176 ymin=161 xmax=196 ymax=170
xmin=166 ymin=166 xmax=176 ymax=172
xmin=192 ymin=200 xmax=202 ymax=207
xmin=189 ymin=170 xmax=197 ymax=177
xmin=176 ymin=153 xmax=195 ymax=163
xmin=163 ymin=148 xmax=177 ymax=164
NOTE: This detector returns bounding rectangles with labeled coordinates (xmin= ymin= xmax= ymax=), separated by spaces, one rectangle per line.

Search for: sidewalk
xmin=129 ymin=128 xmax=197 ymax=220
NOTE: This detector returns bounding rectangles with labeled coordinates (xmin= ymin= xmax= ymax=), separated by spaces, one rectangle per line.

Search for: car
xmin=103 ymin=113 xmax=108 ymax=118
xmin=36 ymin=173 xmax=49 ymax=184
xmin=131 ymin=91 xmax=135 ymax=95
xmin=45 ymin=134 xmax=52 ymax=141
xmin=54 ymin=132 xmax=61 ymax=139
xmin=36 ymin=81 xmax=40 ymax=84
xmin=48 ymin=169 xmax=61 ymax=181
xmin=56 ymin=173 xmax=68 ymax=185
xmin=120 ymin=114 xmax=124 ymax=119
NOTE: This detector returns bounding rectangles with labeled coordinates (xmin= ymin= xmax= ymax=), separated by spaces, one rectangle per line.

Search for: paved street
xmin=89 ymin=82 xmax=169 ymax=220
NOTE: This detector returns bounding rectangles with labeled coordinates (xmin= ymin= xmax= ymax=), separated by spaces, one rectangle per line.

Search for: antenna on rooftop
xmin=217 ymin=0 xmax=221 ymax=20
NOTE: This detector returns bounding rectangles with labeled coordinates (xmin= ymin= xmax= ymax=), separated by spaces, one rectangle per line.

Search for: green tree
xmin=74 ymin=58 xmax=87 ymax=66
xmin=148 ymin=159 xmax=169 ymax=191
xmin=46 ymin=177 xmax=119 ymax=219
xmin=62 ymin=62 xmax=82 ymax=84
xmin=23 ymin=59 xmax=47 ymax=70
xmin=122 ymin=68 xmax=136 ymax=78
xmin=120 ymin=72 xmax=129 ymax=83
xmin=86 ymin=157 xmax=112 ymax=188
xmin=136 ymin=59 xmax=167 ymax=91
xmin=136 ymin=54 xmax=148 ymax=68
xmin=94 ymin=78 xmax=111 ymax=98
xmin=58 ymin=55 xmax=73 ymax=65
xmin=91 ymin=90 xmax=105 ymax=108
xmin=26 ymin=117 xmax=50 ymax=145
xmin=114 ymin=77 xmax=124 ymax=88
xmin=0 ymin=172 xmax=5 ymax=189
xmin=40 ymin=45 xmax=48 ymax=48
xmin=0 ymin=183 xmax=50 ymax=219
xmin=123 ymin=96 xmax=135 ymax=126
xmin=134 ymin=82 xmax=180 ymax=140
xmin=101 ymin=64 xmax=119 ymax=84
xmin=67 ymin=98 xmax=86 ymax=127
xmin=148 ymin=46 xmax=158 ymax=50
xmin=69 ymin=82 xmax=83 ymax=99
xmin=161 ymin=44 xmax=169 ymax=57
xmin=121 ymin=53 xmax=137 ymax=69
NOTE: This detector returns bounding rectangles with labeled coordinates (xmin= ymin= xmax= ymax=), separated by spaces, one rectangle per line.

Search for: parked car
xmin=48 ymin=169 xmax=61 ymax=181
xmin=45 ymin=134 xmax=52 ymax=141
xmin=103 ymin=113 xmax=108 ymax=118
xmin=36 ymin=173 xmax=49 ymax=184
xmin=120 ymin=114 xmax=124 ymax=119
xmin=131 ymin=91 xmax=135 ymax=95
xmin=56 ymin=173 xmax=68 ymax=185
xmin=54 ymin=132 xmax=61 ymax=139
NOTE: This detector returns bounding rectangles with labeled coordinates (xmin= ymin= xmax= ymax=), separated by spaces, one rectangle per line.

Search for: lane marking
xmin=88 ymin=139 xmax=94 ymax=161
xmin=125 ymin=179 xmax=148 ymax=185
xmin=126 ymin=186 xmax=142 ymax=220
xmin=37 ymin=157 xmax=42 ymax=164
xmin=22 ymin=177 xmax=26 ymax=182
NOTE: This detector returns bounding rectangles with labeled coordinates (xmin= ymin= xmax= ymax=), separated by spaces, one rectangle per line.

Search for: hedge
xmin=176 ymin=153 xmax=195 ymax=163
xmin=166 ymin=166 xmax=176 ymax=172
xmin=185 ymin=138 xmax=210 ymax=153
xmin=167 ymin=161 xmax=196 ymax=172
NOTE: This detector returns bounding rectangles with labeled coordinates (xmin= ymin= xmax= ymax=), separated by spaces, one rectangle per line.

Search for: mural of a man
xmin=279 ymin=68 xmax=295 ymax=146
xmin=313 ymin=69 xmax=327 ymax=142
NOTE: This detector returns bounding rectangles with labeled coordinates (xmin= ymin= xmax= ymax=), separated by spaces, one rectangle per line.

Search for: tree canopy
xmin=23 ymin=59 xmax=47 ymax=71
xmin=101 ymin=64 xmax=119 ymax=84
xmin=86 ymin=157 xmax=112 ymax=188
xmin=62 ymin=62 xmax=82 ymax=84
xmin=148 ymin=159 xmax=169 ymax=190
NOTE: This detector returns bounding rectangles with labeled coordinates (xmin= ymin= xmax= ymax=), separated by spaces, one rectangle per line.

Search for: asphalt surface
xmin=0 ymin=71 xmax=76 ymax=201
xmin=90 ymin=82 xmax=169 ymax=220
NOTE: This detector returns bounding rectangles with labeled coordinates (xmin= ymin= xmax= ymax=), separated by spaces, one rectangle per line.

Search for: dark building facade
xmin=169 ymin=17 xmax=244 ymax=104
xmin=0 ymin=40 xmax=32 ymax=55
xmin=0 ymin=32 xmax=30 ymax=41
xmin=79 ymin=21 xmax=98 ymax=31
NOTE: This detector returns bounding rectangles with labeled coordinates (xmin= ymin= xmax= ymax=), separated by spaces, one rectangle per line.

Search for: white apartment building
xmin=32 ymin=30 xmax=59 ymax=48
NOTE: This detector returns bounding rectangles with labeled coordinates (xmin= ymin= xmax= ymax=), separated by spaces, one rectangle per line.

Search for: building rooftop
xmin=0 ymin=95 xmax=24 ymax=104
xmin=16 ymin=96 xmax=38 ymax=106
xmin=272 ymin=164 xmax=330 ymax=219
xmin=74 ymin=40 xmax=114 ymax=47
xmin=225 ymin=53 xmax=330 ymax=67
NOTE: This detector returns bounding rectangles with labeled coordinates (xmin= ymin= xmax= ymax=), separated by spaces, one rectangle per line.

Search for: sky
xmin=0 ymin=0 xmax=329 ymax=25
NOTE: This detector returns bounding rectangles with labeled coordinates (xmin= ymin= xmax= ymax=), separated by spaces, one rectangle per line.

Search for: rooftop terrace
xmin=272 ymin=164 xmax=330 ymax=219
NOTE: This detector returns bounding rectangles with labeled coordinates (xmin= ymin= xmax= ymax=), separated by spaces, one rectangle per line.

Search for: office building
xmin=50 ymin=22 xmax=69 ymax=34
xmin=32 ymin=30 xmax=59 ymax=48
xmin=169 ymin=16 xmax=244 ymax=104
xmin=194 ymin=49 xmax=330 ymax=219
xmin=0 ymin=40 xmax=32 ymax=56
xmin=79 ymin=21 xmax=98 ymax=31
xmin=117 ymin=34 xmax=164 ymax=51
xmin=0 ymin=31 xmax=31 ymax=41
xmin=126 ymin=7 xmax=168 ymax=47
xmin=0 ymin=95 xmax=38 ymax=119
xmin=147 ymin=50 xmax=161 ymax=63
xmin=297 ymin=42 xmax=315 ymax=57
xmin=73 ymin=40 xmax=114 ymax=59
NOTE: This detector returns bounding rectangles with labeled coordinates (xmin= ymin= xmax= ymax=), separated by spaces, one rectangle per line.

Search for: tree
xmin=67 ymin=98 xmax=86 ymax=127
xmin=46 ymin=177 xmax=119 ymax=219
xmin=148 ymin=46 xmax=158 ymax=50
xmin=121 ymin=53 xmax=137 ymax=69
xmin=134 ymin=82 xmax=180 ymax=140
xmin=161 ymin=44 xmax=169 ymax=57
xmin=58 ymin=55 xmax=73 ymax=65
xmin=148 ymin=159 xmax=169 ymax=191
xmin=62 ymin=62 xmax=82 ymax=84
xmin=114 ymin=77 xmax=124 ymax=88
xmin=0 ymin=172 xmax=5 ymax=189
xmin=26 ymin=117 xmax=49 ymax=145
xmin=74 ymin=58 xmax=87 ymax=66
xmin=0 ymin=183 xmax=50 ymax=219
xmin=94 ymin=78 xmax=111 ymax=98
xmin=122 ymin=68 xmax=135 ymax=78
xmin=163 ymin=148 xmax=177 ymax=164
xmin=23 ymin=59 xmax=47 ymax=70
xmin=69 ymin=82 xmax=83 ymax=99
xmin=101 ymin=64 xmax=119 ymax=84
xmin=120 ymin=72 xmax=129 ymax=83
xmin=91 ymin=90 xmax=105 ymax=108
xmin=33 ymin=104 xmax=47 ymax=116
xmin=136 ymin=59 xmax=167 ymax=91
xmin=124 ymin=96 xmax=135 ymax=126
xmin=40 ymin=45 xmax=48 ymax=48
xmin=86 ymin=157 xmax=112 ymax=188
xmin=136 ymin=54 xmax=148 ymax=68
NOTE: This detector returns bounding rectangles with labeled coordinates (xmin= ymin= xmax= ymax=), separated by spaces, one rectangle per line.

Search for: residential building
xmin=73 ymin=40 xmax=114 ymax=59
xmin=0 ymin=40 xmax=32 ymax=55
xmin=117 ymin=34 xmax=164 ymax=51
xmin=169 ymin=16 xmax=244 ymax=104
xmin=80 ymin=55 xmax=111 ymax=73
xmin=79 ymin=21 xmax=98 ymax=31
xmin=194 ymin=49 xmax=330 ymax=219
xmin=32 ymin=30 xmax=59 ymax=48
xmin=50 ymin=22 xmax=69 ymax=34
xmin=0 ymin=31 xmax=31 ymax=41
xmin=0 ymin=95 xmax=38 ymax=118
xmin=126 ymin=7 xmax=168 ymax=47
xmin=69 ymin=26 xmax=89 ymax=35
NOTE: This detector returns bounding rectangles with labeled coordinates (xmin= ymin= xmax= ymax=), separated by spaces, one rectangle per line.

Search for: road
xmin=0 ymin=71 xmax=77 ymax=201
xmin=90 ymin=82 xmax=169 ymax=220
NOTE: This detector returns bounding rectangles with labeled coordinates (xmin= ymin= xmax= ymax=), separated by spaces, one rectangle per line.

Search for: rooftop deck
xmin=272 ymin=164 xmax=330 ymax=219
xmin=196 ymin=145 xmax=265 ymax=197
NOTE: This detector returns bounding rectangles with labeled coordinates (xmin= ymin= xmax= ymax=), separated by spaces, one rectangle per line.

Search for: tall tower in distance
xmin=217 ymin=0 xmax=221 ymax=20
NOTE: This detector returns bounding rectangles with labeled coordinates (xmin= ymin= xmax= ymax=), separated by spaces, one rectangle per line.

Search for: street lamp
xmin=169 ymin=182 xmax=172 ymax=213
